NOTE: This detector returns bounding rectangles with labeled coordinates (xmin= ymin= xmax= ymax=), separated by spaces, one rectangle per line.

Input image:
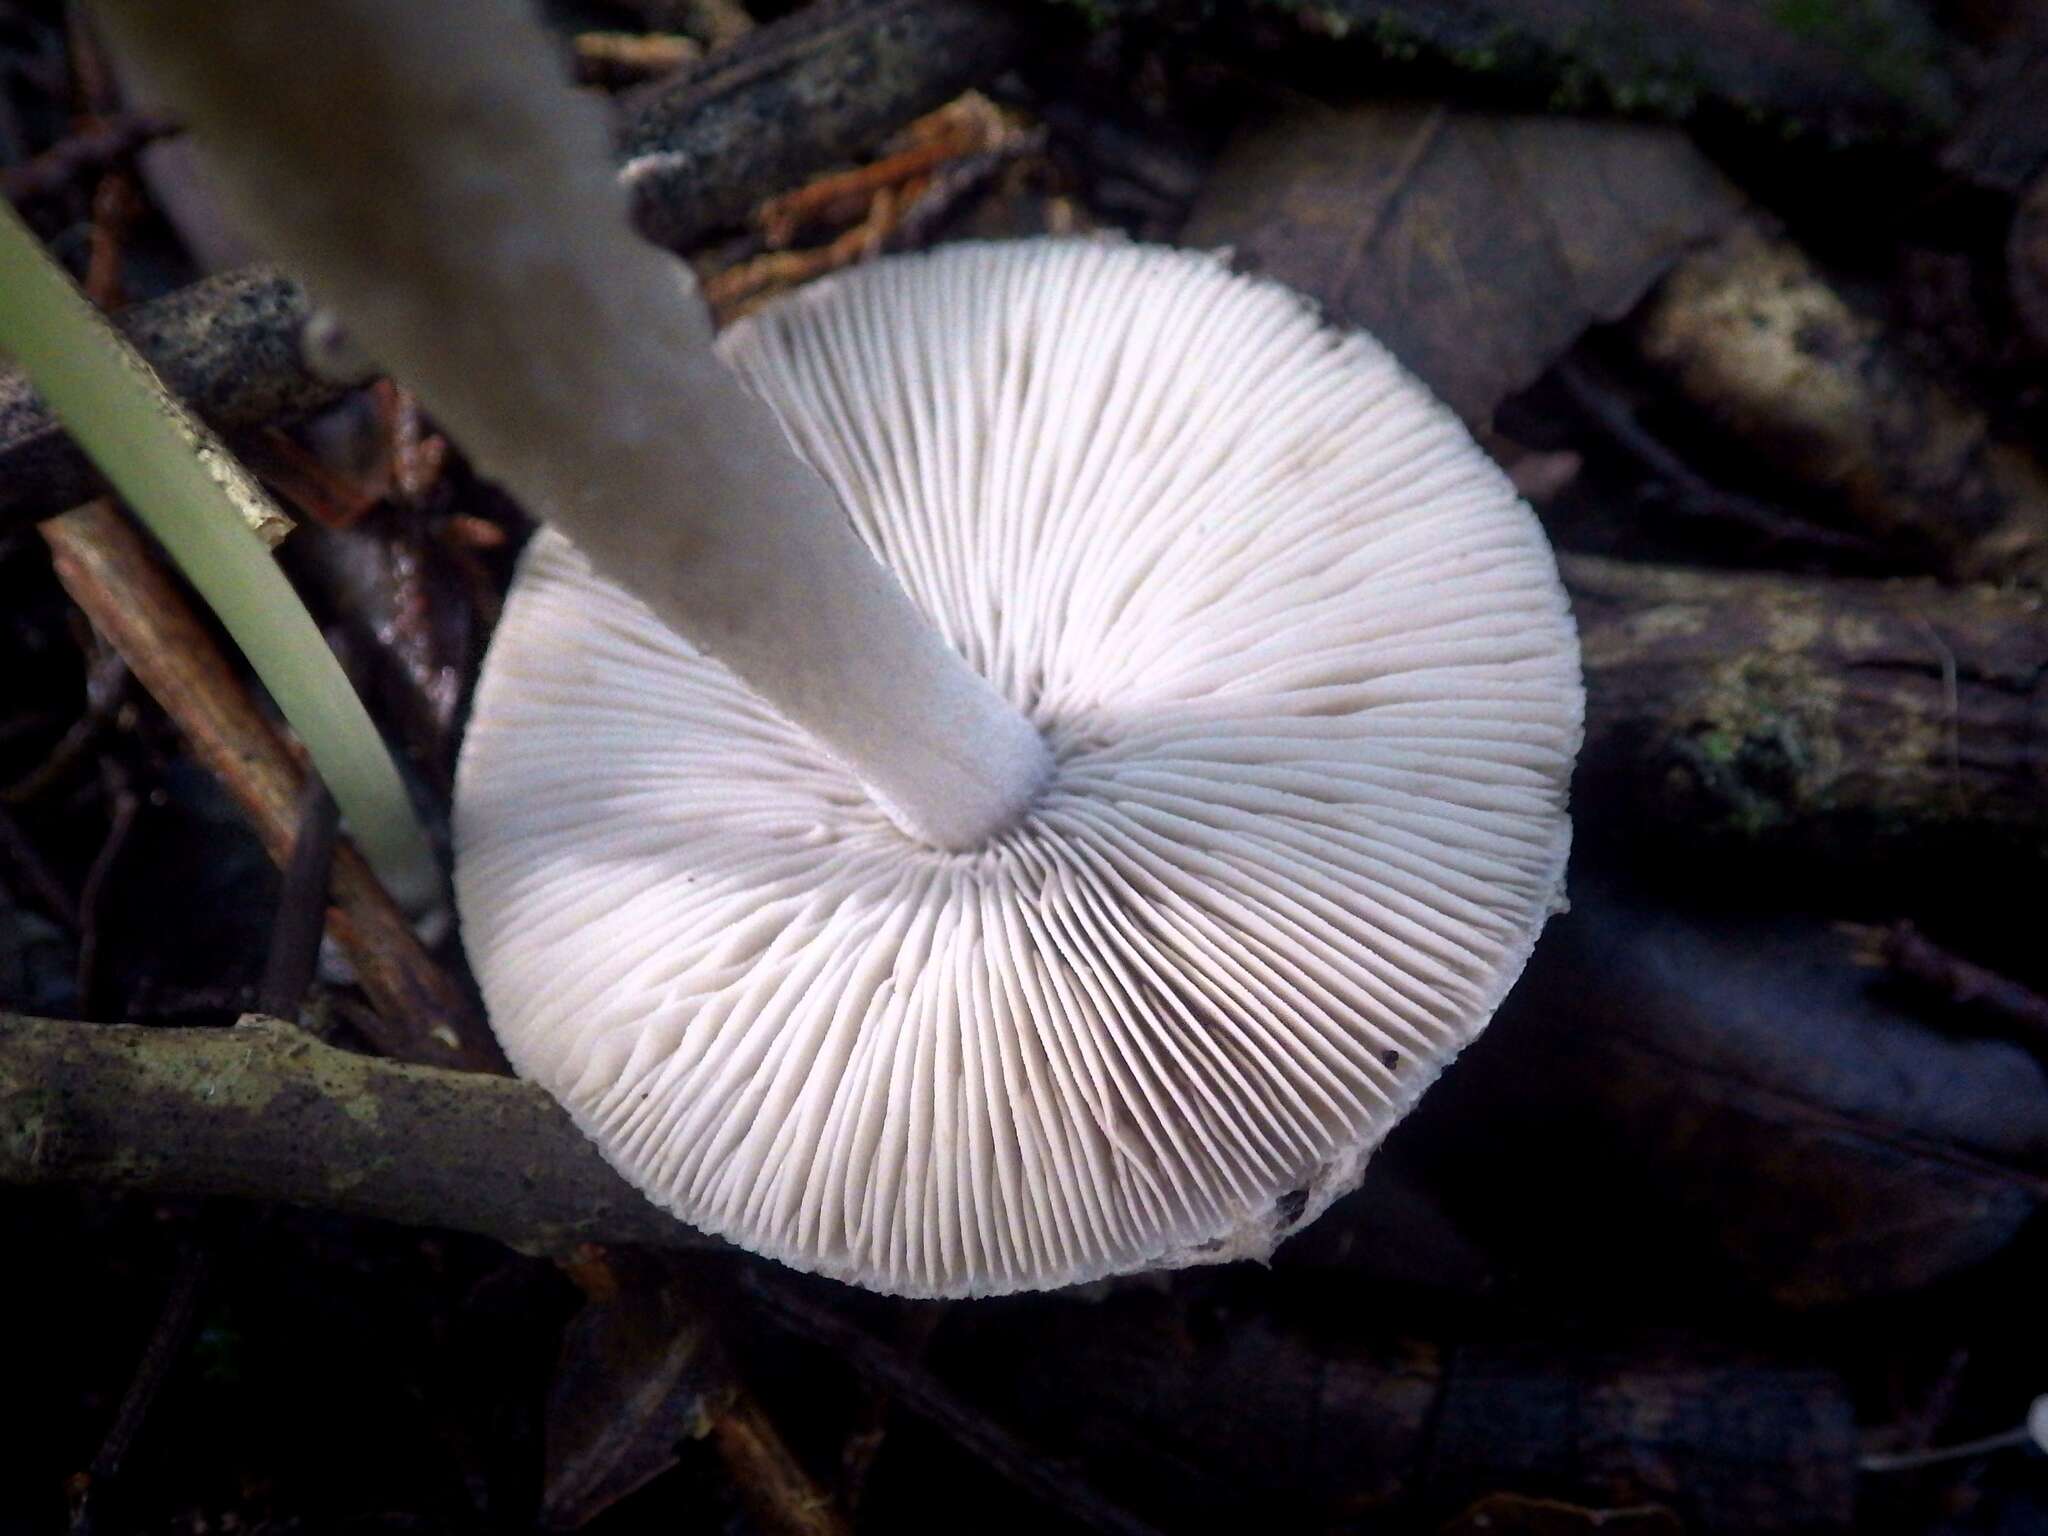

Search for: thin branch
xmin=0 ymin=1012 xmax=699 ymax=1252
xmin=68 ymin=1242 xmax=210 ymax=1536
xmin=257 ymin=778 xmax=340 ymax=1020
xmin=39 ymin=501 xmax=500 ymax=1070
xmin=0 ymin=110 xmax=177 ymax=207
xmin=1876 ymin=922 xmax=2048 ymax=1054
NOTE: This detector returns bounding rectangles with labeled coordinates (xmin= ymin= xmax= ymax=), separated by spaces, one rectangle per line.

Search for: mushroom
xmin=93 ymin=0 xmax=1581 ymax=1297
xmin=455 ymin=239 xmax=1582 ymax=1297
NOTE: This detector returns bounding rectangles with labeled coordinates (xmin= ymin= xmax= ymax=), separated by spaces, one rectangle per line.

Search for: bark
xmin=617 ymin=0 xmax=1026 ymax=249
xmin=0 ymin=0 xmax=1032 ymax=532
xmin=1564 ymin=554 xmax=2048 ymax=865
xmin=0 ymin=266 xmax=343 ymax=530
xmin=0 ymin=1011 xmax=699 ymax=1253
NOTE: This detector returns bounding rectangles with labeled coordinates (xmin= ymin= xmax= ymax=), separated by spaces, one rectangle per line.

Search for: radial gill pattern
xmin=454 ymin=239 xmax=1583 ymax=1297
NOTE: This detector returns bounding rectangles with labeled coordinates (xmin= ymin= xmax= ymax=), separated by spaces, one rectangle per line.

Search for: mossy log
xmin=0 ymin=1012 xmax=699 ymax=1252
xmin=1563 ymin=555 xmax=2048 ymax=865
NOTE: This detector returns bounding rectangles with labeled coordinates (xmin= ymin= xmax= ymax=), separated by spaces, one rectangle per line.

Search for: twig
xmin=744 ymin=1275 xmax=1169 ymax=1536
xmin=38 ymin=500 xmax=500 ymax=1071
xmin=0 ymin=801 xmax=80 ymax=928
xmin=758 ymin=130 xmax=979 ymax=247
xmin=0 ymin=266 xmax=354 ymax=531
xmin=68 ymin=1241 xmax=210 ymax=1536
xmin=258 ymin=778 xmax=340 ymax=1019
xmin=883 ymin=134 xmax=1043 ymax=251
xmin=618 ymin=0 xmax=1028 ymax=249
xmin=1 ymin=642 xmax=126 ymax=805
xmin=0 ymin=110 xmax=176 ymax=207
xmin=541 ymin=1250 xmax=849 ymax=1535
xmin=710 ymin=1394 xmax=852 ymax=1536
xmin=1876 ymin=922 xmax=2048 ymax=1054
xmin=73 ymin=753 xmax=136 ymax=1017
xmin=574 ymin=31 xmax=702 ymax=89
xmin=82 ymin=162 xmax=142 ymax=310
xmin=703 ymin=185 xmax=905 ymax=320
xmin=1554 ymin=360 xmax=1885 ymax=560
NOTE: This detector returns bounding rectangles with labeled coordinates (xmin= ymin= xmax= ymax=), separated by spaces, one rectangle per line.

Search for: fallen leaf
xmin=1182 ymin=105 xmax=1744 ymax=427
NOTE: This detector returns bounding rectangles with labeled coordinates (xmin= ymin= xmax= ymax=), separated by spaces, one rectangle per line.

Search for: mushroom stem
xmin=91 ymin=0 xmax=1050 ymax=851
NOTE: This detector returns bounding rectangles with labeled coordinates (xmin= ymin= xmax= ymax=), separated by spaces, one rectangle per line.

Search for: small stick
xmin=69 ymin=1241 xmax=210 ymax=1536
xmin=39 ymin=500 xmax=500 ymax=1071
xmin=73 ymin=753 xmax=137 ymax=1017
xmin=1554 ymin=360 xmax=1884 ymax=559
xmin=0 ymin=802 xmax=81 ymax=929
xmin=1879 ymin=922 xmax=2048 ymax=1053
xmin=709 ymin=1395 xmax=852 ymax=1536
xmin=258 ymin=777 xmax=340 ymax=1019
xmin=757 ymin=131 xmax=978 ymax=246
xmin=0 ymin=111 xmax=178 ymax=207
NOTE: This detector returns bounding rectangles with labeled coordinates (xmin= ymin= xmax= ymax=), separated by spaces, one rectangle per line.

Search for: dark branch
xmin=0 ymin=1011 xmax=706 ymax=1253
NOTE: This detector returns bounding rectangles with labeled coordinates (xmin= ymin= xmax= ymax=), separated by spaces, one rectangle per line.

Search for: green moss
xmin=1663 ymin=654 xmax=1845 ymax=841
xmin=1764 ymin=0 xmax=1947 ymax=113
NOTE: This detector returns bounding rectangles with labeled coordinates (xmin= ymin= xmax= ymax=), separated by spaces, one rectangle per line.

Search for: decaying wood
xmin=39 ymin=502 xmax=500 ymax=1071
xmin=1635 ymin=218 xmax=2048 ymax=586
xmin=0 ymin=0 xmax=1031 ymax=531
xmin=0 ymin=1011 xmax=694 ymax=1252
xmin=1565 ymin=554 xmax=2048 ymax=865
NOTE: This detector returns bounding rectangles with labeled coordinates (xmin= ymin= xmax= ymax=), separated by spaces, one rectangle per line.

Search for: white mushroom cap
xmin=454 ymin=239 xmax=1582 ymax=1298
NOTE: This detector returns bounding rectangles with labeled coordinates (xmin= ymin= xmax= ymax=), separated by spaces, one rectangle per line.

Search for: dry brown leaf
xmin=1183 ymin=105 xmax=1745 ymax=428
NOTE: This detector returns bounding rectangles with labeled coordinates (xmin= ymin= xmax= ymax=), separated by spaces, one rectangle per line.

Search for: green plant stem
xmin=0 ymin=202 xmax=438 ymax=910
